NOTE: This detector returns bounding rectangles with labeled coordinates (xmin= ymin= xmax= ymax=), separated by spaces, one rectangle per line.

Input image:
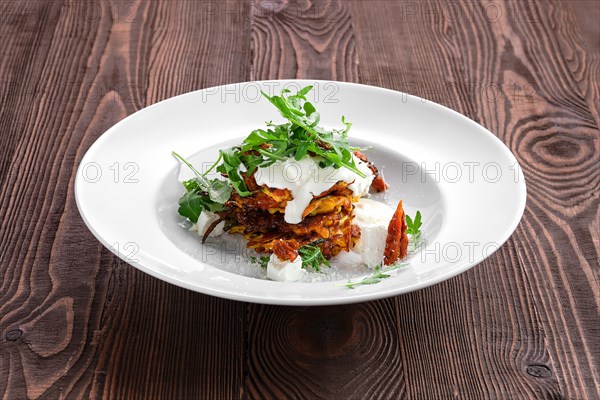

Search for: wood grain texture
xmin=250 ymin=0 xmax=358 ymax=81
xmin=1 ymin=1 xmax=251 ymax=398
xmin=0 ymin=0 xmax=598 ymax=399
xmin=551 ymin=0 xmax=600 ymax=128
xmin=348 ymin=0 xmax=599 ymax=398
xmin=245 ymin=303 xmax=405 ymax=399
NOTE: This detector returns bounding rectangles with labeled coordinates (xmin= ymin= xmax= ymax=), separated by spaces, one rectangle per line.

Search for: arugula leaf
xmin=208 ymin=179 xmax=232 ymax=203
xmin=298 ymin=243 xmax=330 ymax=272
xmin=406 ymin=211 xmax=423 ymax=250
xmin=173 ymin=86 xmax=371 ymax=223
xmin=294 ymin=142 xmax=309 ymax=160
xmin=217 ymin=148 xmax=251 ymax=196
xmin=177 ymin=191 xmax=203 ymax=223
xmin=296 ymin=85 xmax=313 ymax=97
xmin=172 ymin=151 xmax=231 ymax=223
xmin=250 ymin=242 xmax=330 ymax=273
xmin=241 ymin=129 xmax=277 ymax=151
xmin=173 ymin=151 xmax=232 ymax=201
xmin=406 ymin=211 xmax=422 ymax=235
xmin=258 ymin=88 xmax=365 ymax=175
xmin=340 ymin=263 xmax=408 ymax=289
xmin=183 ymin=178 xmax=201 ymax=193
xmin=303 ymin=101 xmax=316 ymax=116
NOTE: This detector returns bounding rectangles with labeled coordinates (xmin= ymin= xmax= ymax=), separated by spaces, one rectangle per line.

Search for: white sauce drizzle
xmin=254 ymin=155 xmax=374 ymax=224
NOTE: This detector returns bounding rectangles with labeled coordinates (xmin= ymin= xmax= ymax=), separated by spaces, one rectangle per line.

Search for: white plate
xmin=75 ymin=80 xmax=526 ymax=305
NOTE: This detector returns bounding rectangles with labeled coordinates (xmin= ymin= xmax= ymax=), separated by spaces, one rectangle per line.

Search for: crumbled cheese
xmin=190 ymin=211 xmax=224 ymax=237
xmin=266 ymin=254 xmax=303 ymax=282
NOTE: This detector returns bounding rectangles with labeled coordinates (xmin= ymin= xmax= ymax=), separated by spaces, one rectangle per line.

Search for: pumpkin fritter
xmin=219 ymin=152 xmax=387 ymax=260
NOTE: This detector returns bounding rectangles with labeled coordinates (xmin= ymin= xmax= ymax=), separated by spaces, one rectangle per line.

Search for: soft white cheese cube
xmin=266 ymin=254 xmax=303 ymax=282
xmin=352 ymin=198 xmax=395 ymax=267
xmin=190 ymin=211 xmax=224 ymax=237
xmin=354 ymin=224 xmax=388 ymax=267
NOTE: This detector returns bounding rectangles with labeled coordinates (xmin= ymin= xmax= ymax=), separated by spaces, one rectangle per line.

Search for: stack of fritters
xmin=224 ymin=174 xmax=359 ymax=259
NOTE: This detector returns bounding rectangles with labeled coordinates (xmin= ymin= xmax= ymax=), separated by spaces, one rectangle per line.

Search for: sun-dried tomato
xmin=383 ymin=200 xmax=409 ymax=265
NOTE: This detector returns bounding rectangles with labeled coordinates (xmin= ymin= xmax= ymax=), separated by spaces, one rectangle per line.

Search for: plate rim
xmin=75 ymin=79 xmax=527 ymax=305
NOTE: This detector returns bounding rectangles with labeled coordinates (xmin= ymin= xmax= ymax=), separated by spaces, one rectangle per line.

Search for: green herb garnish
xmin=173 ymin=85 xmax=368 ymax=218
xmin=340 ymin=263 xmax=407 ymax=289
xmin=173 ymin=85 xmax=374 ymax=233
xmin=299 ymin=243 xmax=331 ymax=272
xmin=210 ymin=86 xmax=367 ymax=197
xmin=172 ymin=151 xmax=231 ymax=223
xmin=406 ymin=211 xmax=423 ymax=250
xmin=260 ymin=88 xmax=365 ymax=177
xmin=250 ymin=243 xmax=330 ymax=272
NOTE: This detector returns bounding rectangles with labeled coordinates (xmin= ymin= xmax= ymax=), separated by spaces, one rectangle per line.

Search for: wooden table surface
xmin=1 ymin=1 xmax=598 ymax=398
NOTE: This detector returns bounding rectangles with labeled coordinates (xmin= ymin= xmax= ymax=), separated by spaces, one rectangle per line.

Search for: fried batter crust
xmin=222 ymin=155 xmax=387 ymax=258
xmin=228 ymin=206 xmax=354 ymax=258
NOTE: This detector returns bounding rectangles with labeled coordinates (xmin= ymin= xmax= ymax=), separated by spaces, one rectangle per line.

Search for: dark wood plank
xmin=552 ymin=0 xmax=600 ymax=127
xmin=1 ymin=0 xmax=597 ymax=399
xmin=495 ymin=1 xmax=600 ymax=396
xmin=246 ymin=303 xmax=405 ymax=399
xmin=0 ymin=1 xmax=252 ymax=398
xmin=0 ymin=1 xmax=65 ymax=192
xmin=250 ymin=0 xmax=358 ymax=81
xmin=348 ymin=0 xmax=598 ymax=398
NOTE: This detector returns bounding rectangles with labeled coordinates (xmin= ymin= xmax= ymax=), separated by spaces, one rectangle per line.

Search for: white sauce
xmin=254 ymin=155 xmax=374 ymax=224
xmin=266 ymin=253 xmax=303 ymax=282
xmin=352 ymin=198 xmax=395 ymax=267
